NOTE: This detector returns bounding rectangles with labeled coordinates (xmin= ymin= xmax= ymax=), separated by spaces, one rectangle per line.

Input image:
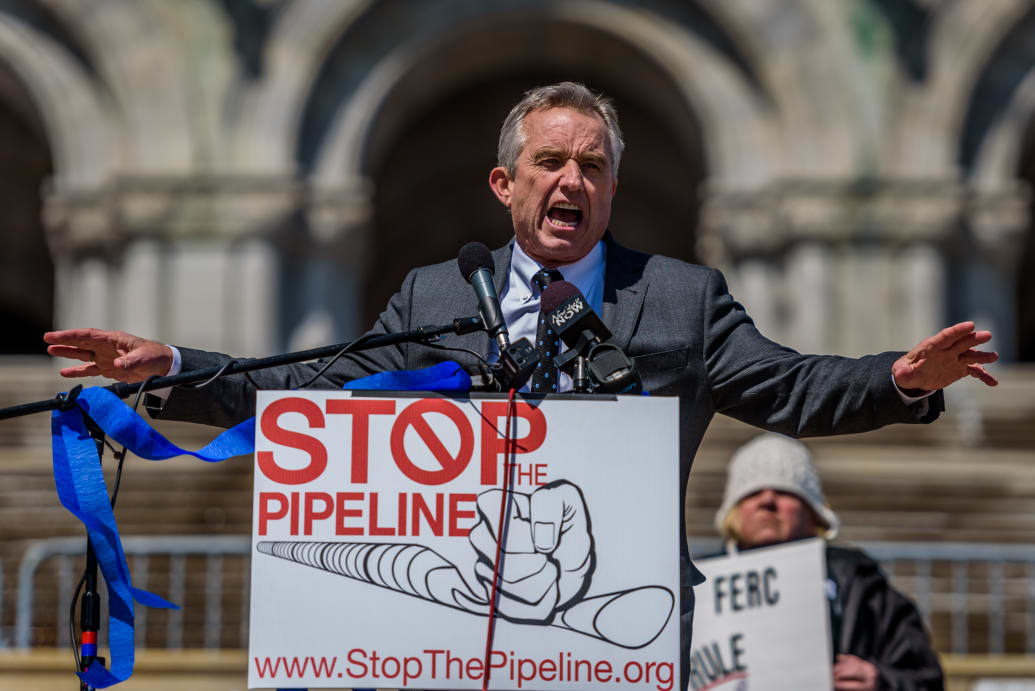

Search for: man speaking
xmin=45 ymin=82 xmax=997 ymax=688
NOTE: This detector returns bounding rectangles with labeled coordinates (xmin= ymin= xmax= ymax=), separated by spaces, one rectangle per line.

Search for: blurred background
xmin=0 ymin=0 xmax=1033 ymax=688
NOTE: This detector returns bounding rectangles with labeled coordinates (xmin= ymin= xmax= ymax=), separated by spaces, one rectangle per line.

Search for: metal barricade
xmin=13 ymin=535 xmax=250 ymax=649
xmin=10 ymin=536 xmax=1035 ymax=654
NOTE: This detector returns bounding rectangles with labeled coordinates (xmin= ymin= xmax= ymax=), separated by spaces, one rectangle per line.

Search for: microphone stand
xmin=0 ymin=317 xmax=483 ymax=421
xmin=0 ymin=315 xmax=484 ymax=688
xmin=570 ymin=356 xmax=591 ymax=393
xmin=75 ymin=409 xmax=106 ymax=691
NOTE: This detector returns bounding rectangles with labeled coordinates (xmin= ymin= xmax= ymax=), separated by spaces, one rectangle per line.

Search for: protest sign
xmin=248 ymin=392 xmax=680 ymax=689
xmin=691 ymin=538 xmax=832 ymax=690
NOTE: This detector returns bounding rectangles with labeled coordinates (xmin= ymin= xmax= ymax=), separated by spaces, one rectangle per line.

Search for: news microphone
xmin=457 ymin=242 xmax=538 ymax=390
xmin=458 ymin=242 xmax=509 ymax=350
xmin=541 ymin=281 xmax=641 ymax=394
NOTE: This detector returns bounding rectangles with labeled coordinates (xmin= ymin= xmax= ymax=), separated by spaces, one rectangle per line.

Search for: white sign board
xmin=691 ymin=539 xmax=832 ymax=691
xmin=248 ymin=392 xmax=680 ymax=689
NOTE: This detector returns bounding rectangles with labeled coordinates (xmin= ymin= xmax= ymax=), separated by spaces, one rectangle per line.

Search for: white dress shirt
xmin=496 ymin=239 xmax=606 ymax=392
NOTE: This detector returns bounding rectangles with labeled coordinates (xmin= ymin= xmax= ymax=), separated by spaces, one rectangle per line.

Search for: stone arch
xmin=45 ymin=0 xmax=198 ymax=174
xmin=0 ymin=4 xmax=121 ymax=341
xmin=309 ymin=2 xmax=773 ymax=187
xmin=0 ymin=58 xmax=53 ymax=353
xmin=298 ymin=0 xmax=773 ymax=331
xmin=888 ymin=0 xmax=1033 ymax=177
xmin=1018 ymin=117 xmax=1035 ymax=362
xmin=0 ymin=5 xmax=116 ymax=190
xmin=226 ymin=0 xmax=373 ymax=173
xmin=943 ymin=3 xmax=1035 ymax=363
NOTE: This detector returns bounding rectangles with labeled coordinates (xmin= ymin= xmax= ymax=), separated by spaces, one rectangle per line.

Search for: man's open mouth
xmin=546 ymin=201 xmax=583 ymax=229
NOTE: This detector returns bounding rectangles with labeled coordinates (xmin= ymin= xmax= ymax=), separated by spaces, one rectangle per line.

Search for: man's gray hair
xmin=497 ymin=81 xmax=624 ymax=177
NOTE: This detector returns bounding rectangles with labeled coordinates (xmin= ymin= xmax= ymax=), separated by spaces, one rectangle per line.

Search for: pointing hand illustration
xmin=468 ymin=480 xmax=595 ymax=624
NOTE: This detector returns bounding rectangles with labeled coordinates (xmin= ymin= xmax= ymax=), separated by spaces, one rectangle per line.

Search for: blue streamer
xmin=50 ymin=361 xmax=469 ymax=687
xmin=52 ymin=406 xmax=177 ymax=687
xmin=343 ymin=360 xmax=471 ymax=392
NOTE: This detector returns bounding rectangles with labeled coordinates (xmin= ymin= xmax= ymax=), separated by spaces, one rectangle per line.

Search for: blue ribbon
xmin=52 ymin=398 xmax=183 ymax=687
xmin=50 ymin=361 xmax=469 ymax=687
xmin=343 ymin=360 xmax=471 ymax=392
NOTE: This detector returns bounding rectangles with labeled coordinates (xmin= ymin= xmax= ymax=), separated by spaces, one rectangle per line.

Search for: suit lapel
xmin=480 ymin=236 xmax=644 ymax=356
xmin=602 ymin=234 xmax=647 ymax=351
xmin=492 ymin=241 xmax=512 ymax=295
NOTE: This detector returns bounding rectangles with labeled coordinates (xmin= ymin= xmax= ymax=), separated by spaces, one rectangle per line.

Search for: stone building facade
xmin=0 ymin=0 xmax=1034 ymax=660
xmin=0 ymin=0 xmax=1032 ymax=361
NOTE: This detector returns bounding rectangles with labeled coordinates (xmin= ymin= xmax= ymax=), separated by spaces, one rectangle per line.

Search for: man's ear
xmin=489 ymin=167 xmax=513 ymax=208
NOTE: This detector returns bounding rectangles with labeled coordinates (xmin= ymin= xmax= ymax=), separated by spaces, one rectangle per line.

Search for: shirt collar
xmin=510 ymin=239 xmax=606 ymax=298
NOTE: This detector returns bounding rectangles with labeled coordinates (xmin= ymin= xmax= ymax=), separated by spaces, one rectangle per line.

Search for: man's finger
xmin=960 ymin=349 xmax=998 ymax=365
xmin=968 ymin=364 xmax=999 ymax=387
xmin=114 ymin=349 xmax=153 ymax=370
xmin=58 ymin=363 xmax=102 ymax=378
xmin=833 ymin=683 xmax=868 ymax=691
xmin=44 ymin=328 xmax=113 ymax=348
xmin=47 ymin=345 xmax=94 ymax=363
xmin=927 ymin=321 xmax=975 ymax=350
xmin=948 ymin=331 xmax=991 ymax=353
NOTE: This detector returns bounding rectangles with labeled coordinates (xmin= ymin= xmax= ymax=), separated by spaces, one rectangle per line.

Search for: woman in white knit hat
xmin=715 ymin=434 xmax=943 ymax=691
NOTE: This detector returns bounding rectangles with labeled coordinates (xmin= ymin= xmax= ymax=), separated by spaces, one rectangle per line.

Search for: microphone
xmin=541 ymin=281 xmax=641 ymax=394
xmin=458 ymin=242 xmax=509 ymax=350
xmin=457 ymin=242 xmax=538 ymax=390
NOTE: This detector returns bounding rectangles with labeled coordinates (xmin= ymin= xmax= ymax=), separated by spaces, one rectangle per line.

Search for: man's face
xmin=736 ymin=488 xmax=819 ymax=549
xmin=489 ymin=107 xmax=617 ymax=267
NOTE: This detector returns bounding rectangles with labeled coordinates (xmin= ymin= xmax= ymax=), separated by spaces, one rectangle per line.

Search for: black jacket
xmin=827 ymin=545 xmax=944 ymax=691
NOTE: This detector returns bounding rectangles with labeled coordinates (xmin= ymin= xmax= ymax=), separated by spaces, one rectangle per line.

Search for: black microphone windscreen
xmin=458 ymin=242 xmax=495 ymax=282
xmin=540 ymin=280 xmax=580 ymax=314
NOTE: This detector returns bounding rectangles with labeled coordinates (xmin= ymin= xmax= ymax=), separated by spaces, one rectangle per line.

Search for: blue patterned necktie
xmin=531 ymin=268 xmax=564 ymax=393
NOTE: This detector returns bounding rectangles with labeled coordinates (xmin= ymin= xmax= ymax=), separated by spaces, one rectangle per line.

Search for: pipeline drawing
xmin=256 ymin=481 xmax=674 ymax=649
xmin=256 ymin=540 xmax=673 ymax=649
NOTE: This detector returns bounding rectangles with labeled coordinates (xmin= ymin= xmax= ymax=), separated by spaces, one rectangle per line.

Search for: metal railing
xmin=8 ymin=536 xmax=1035 ymax=654
xmin=863 ymin=541 xmax=1035 ymax=655
xmin=12 ymin=535 xmax=250 ymax=650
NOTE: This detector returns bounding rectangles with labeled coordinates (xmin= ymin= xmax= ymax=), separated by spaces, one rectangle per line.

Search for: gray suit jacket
xmin=156 ymin=234 xmax=941 ymax=680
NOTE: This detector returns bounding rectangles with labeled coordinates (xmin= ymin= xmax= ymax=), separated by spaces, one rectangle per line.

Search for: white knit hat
xmin=714 ymin=433 xmax=839 ymax=540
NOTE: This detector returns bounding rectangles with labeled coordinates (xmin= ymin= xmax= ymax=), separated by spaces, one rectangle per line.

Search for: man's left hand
xmin=892 ymin=321 xmax=998 ymax=392
xmin=833 ymin=654 xmax=880 ymax=691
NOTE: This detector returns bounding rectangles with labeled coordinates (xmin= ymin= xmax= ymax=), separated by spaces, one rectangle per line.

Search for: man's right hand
xmin=44 ymin=329 xmax=173 ymax=383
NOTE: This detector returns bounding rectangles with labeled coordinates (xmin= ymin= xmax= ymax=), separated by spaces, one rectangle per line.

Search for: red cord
xmin=481 ymin=387 xmax=517 ymax=691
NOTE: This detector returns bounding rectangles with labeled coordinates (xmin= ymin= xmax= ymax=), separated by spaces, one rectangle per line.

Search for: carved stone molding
xmin=699 ymin=178 xmax=966 ymax=263
xmin=964 ymin=181 xmax=1031 ymax=267
xmin=41 ymin=175 xmax=378 ymax=258
xmin=305 ymin=178 xmax=374 ymax=248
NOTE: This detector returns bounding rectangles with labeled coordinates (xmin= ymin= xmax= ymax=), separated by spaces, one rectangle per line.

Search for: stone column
xmin=119 ymin=238 xmax=164 ymax=340
xmin=785 ymin=242 xmax=831 ymax=355
xmin=961 ymin=181 xmax=1031 ymax=363
xmin=896 ymin=243 xmax=945 ymax=350
xmin=285 ymin=179 xmax=373 ymax=351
